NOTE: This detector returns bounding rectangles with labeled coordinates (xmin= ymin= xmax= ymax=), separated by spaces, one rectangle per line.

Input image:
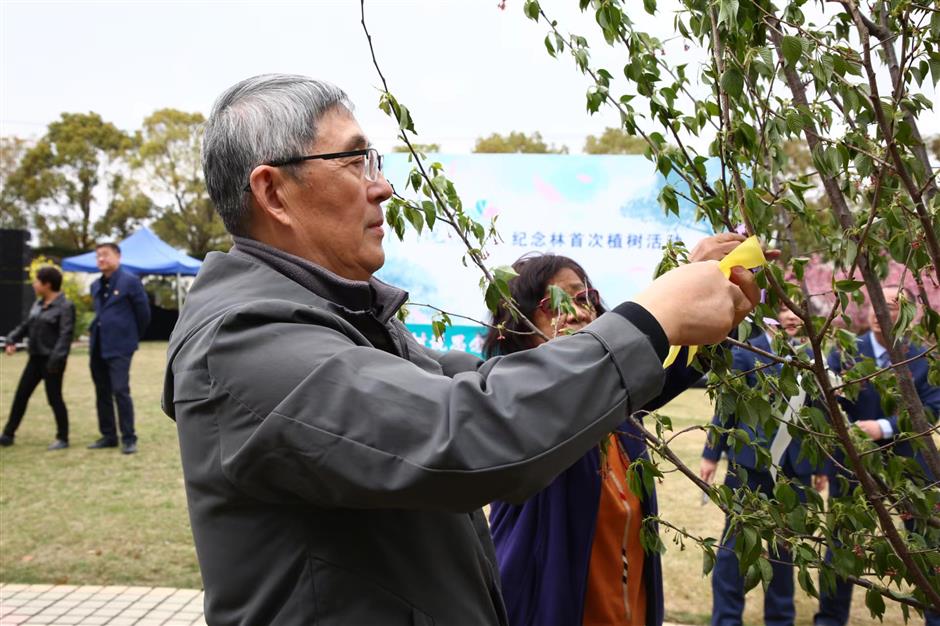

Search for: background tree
xmin=136 ymin=109 xmax=228 ymax=258
xmin=5 ymin=113 xmax=133 ymax=251
xmin=473 ymin=130 xmax=568 ymax=153
xmin=364 ymin=0 xmax=940 ymax=617
xmin=0 ymin=136 xmax=30 ymax=229
xmin=583 ymin=126 xmax=647 ymax=153
xmin=392 ymin=142 xmax=440 ymax=153
xmin=94 ymin=174 xmax=157 ymax=240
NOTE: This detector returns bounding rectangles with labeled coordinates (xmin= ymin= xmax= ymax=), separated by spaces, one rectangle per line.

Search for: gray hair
xmin=202 ymin=74 xmax=353 ymax=235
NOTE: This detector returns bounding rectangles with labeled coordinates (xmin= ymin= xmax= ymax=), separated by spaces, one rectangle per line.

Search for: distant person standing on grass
xmin=1 ymin=266 xmax=75 ymax=450
xmin=87 ymin=243 xmax=150 ymax=455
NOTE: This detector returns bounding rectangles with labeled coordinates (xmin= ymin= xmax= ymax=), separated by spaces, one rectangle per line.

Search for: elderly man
xmin=163 ymin=73 xmax=761 ymax=625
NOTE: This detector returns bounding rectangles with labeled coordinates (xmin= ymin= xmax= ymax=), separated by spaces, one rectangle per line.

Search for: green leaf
xmin=781 ymin=35 xmax=802 ymax=68
xmin=703 ymin=547 xmax=716 ymax=576
xmin=493 ymin=265 xmax=519 ymax=283
xmin=544 ymin=35 xmax=556 ymax=57
xmin=717 ymin=0 xmax=738 ymax=25
xmin=835 ymin=279 xmax=865 ymax=292
xmin=853 ymin=153 xmax=872 ymax=177
xmin=757 ymin=557 xmax=774 ymax=591
xmin=484 ymin=281 xmax=502 ymax=313
xmin=785 ymin=110 xmax=803 ymax=134
xmin=523 ymin=0 xmax=540 ymax=20
xmin=658 ymin=185 xmax=679 ymax=216
xmin=720 ymin=68 xmax=744 ymax=98
xmin=864 ymin=588 xmax=886 ymax=618
xmin=774 ymin=481 xmax=798 ymax=512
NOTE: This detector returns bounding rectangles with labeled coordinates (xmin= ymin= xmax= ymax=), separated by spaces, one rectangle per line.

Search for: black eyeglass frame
xmin=243 ymin=148 xmax=383 ymax=192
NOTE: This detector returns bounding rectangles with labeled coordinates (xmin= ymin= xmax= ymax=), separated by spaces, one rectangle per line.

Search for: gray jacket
xmin=162 ymin=245 xmax=666 ymax=625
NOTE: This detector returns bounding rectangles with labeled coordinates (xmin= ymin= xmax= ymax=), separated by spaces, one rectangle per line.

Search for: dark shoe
xmin=0 ymin=434 xmax=13 ymax=447
xmin=47 ymin=439 xmax=69 ymax=451
xmin=87 ymin=437 xmax=118 ymax=449
xmin=121 ymin=441 xmax=137 ymax=455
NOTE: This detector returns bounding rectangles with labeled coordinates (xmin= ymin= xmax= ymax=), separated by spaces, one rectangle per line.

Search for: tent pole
xmin=176 ymin=272 xmax=182 ymax=310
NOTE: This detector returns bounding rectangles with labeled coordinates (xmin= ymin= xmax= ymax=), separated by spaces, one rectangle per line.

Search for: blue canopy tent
xmin=62 ymin=227 xmax=202 ymax=308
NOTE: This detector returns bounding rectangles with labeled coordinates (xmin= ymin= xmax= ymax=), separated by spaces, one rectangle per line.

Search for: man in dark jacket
xmin=816 ymin=286 xmax=940 ymax=626
xmin=700 ymin=311 xmax=827 ymax=626
xmin=163 ymin=73 xmax=762 ymax=625
xmin=87 ymin=242 xmax=151 ymax=455
xmin=1 ymin=266 xmax=75 ymax=450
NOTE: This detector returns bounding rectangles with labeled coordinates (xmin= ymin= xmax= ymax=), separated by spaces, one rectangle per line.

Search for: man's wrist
xmin=612 ymin=302 xmax=669 ymax=361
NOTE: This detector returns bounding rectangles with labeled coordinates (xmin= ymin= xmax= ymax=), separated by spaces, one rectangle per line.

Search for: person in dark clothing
xmin=1 ymin=266 xmax=75 ymax=450
xmin=700 ymin=311 xmax=827 ymax=626
xmin=815 ymin=285 xmax=940 ymax=626
xmin=87 ymin=242 xmax=151 ymax=455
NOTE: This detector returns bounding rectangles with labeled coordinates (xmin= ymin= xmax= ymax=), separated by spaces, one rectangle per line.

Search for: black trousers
xmin=3 ymin=355 xmax=69 ymax=441
xmin=89 ymin=345 xmax=136 ymax=444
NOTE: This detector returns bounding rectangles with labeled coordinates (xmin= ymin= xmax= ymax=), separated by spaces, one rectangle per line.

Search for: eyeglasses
xmin=537 ymin=288 xmax=601 ymax=314
xmin=244 ymin=148 xmax=384 ymax=191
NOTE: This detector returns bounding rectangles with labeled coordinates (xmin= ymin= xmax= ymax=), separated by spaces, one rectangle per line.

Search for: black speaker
xmin=0 ymin=229 xmax=33 ymax=336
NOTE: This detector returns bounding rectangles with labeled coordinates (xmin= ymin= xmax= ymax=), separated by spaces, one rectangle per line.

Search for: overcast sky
xmin=2 ymin=0 xmax=937 ymax=154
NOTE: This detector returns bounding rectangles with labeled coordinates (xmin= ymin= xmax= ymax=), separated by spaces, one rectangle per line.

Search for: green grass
xmin=0 ymin=346 xmax=915 ymax=623
xmin=0 ymin=342 xmax=199 ymax=588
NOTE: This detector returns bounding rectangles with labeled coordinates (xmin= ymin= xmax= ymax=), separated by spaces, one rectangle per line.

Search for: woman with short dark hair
xmin=486 ymin=250 xmax=718 ymax=626
xmin=1 ymin=266 xmax=75 ymax=450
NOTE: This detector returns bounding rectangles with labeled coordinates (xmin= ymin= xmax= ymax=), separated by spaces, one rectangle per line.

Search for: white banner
xmin=376 ymin=154 xmax=717 ymax=354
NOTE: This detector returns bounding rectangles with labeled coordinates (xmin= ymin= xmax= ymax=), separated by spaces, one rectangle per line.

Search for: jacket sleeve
xmin=915 ymin=361 xmax=940 ymax=423
xmin=640 ymin=346 xmax=701 ymax=413
xmin=197 ymin=309 xmax=666 ymax=512
xmin=4 ymin=315 xmax=30 ymax=345
xmin=47 ymin=300 xmax=75 ymax=368
xmin=129 ymin=276 xmax=151 ymax=337
xmin=702 ymin=412 xmax=728 ymax=461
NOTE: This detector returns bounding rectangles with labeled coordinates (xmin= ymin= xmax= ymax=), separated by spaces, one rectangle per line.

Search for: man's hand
xmin=855 ymin=420 xmax=884 ymax=440
xmin=700 ymin=458 xmax=718 ymax=484
xmin=689 ymin=233 xmax=746 ymax=262
xmin=813 ymin=474 xmax=828 ymax=492
xmin=4 ymin=344 xmax=14 ymax=356
xmin=633 ymin=262 xmax=761 ymax=346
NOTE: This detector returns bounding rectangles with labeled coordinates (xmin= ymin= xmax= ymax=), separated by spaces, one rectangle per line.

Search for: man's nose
xmin=369 ymin=173 xmax=394 ymax=203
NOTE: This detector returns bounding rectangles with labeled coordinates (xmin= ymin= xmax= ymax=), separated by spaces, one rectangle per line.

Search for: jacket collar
xmin=231 ymin=236 xmax=408 ymax=325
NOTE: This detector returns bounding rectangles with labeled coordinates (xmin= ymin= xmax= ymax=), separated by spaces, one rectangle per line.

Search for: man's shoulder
xmin=115 ymin=267 xmax=144 ymax=287
xmin=174 ymin=252 xmax=340 ymax=341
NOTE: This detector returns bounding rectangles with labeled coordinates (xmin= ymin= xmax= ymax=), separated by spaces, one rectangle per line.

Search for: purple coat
xmin=490 ymin=348 xmax=701 ymax=626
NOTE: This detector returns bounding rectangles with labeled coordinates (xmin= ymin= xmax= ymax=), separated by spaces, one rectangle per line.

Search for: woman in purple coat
xmin=485 ymin=252 xmax=713 ymax=626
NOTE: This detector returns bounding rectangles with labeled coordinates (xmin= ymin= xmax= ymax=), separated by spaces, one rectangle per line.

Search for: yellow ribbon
xmin=662 ymin=236 xmax=768 ymax=368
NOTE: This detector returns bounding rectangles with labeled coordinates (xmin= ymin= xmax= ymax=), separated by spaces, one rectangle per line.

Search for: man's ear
xmin=248 ymin=165 xmax=292 ymax=227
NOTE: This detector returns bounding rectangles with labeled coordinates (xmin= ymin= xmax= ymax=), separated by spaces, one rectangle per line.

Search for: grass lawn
xmin=0 ymin=341 xmax=199 ymax=588
xmin=0 ymin=342 xmax=914 ymax=624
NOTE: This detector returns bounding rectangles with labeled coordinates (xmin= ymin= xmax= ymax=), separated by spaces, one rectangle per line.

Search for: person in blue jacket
xmin=487 ymin=233 xmax=748 ymax=626
xmin=816 ymin=285 xmax=940 ymax=626
xmin=700 ymin=307 xmax=827 ymax=626
xmin=87 ymin=243 xmax=151 ymax=455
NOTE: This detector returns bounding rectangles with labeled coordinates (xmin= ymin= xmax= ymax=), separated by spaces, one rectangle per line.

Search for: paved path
xmin=0 ymin=583 xmax=697 ymax=625
xmin=0 ymin=585 xmax=205 ymax=626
